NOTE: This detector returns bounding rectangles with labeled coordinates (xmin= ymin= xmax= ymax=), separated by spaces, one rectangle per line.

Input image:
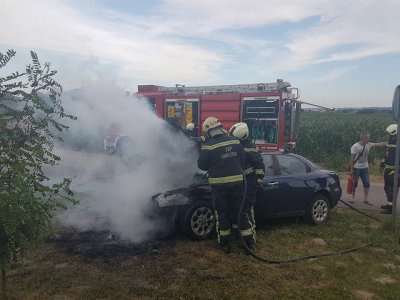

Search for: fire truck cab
xmin=137 ymin=79 xmax=301 ymax=152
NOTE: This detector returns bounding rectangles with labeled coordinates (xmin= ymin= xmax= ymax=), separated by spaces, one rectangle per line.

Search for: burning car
xmin=152 ymin=152 xmax=342 ymax=240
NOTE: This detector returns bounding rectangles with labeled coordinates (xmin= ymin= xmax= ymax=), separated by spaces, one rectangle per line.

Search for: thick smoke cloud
xmin=52 ymin=83 xmax=198 ymax=242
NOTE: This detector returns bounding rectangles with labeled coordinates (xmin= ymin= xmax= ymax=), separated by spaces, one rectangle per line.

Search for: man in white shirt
xmin=349 ymin=132 xmax=386 ymax=204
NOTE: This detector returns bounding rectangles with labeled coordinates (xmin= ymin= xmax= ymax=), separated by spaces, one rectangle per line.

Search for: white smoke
xmin=51 ymin=82 xmax=198 ymax=242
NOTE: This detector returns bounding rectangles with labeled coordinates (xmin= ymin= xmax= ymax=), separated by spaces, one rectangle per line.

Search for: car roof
xmin=261 ymin=152 xmax=296 ymax=156
xmin=261 ymin=152 xmax=304 ymax=157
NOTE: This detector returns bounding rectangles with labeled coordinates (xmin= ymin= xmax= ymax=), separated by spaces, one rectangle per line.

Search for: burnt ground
xmin=46 ymin=230 xmax=175 ymax=261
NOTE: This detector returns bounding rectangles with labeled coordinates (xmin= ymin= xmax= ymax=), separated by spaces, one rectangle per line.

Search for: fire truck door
xmin=284 ymin=101 xmax=295 ymax=142
xmin=292 ymin=102 xmax=301 ymax=141
xmin=165 ymin=99 xmax=199 ymax=135
xmin=242 ymin=97 xmax=280 ymax=145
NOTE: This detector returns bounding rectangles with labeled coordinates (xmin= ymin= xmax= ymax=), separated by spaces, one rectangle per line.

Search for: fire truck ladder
xmin=159 ymin=79 xmax=292 ymax=95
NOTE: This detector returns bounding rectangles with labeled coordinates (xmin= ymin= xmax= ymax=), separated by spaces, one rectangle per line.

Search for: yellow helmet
xmin=186 ymin=123 xmax=195 ymax=131
xmin=229 ymin=122 xmax=249 ymax=140
xmin=202 ymin=117 xmax=222 ymax=134
xmin=386 ymin=124 xmax=397 ymax=135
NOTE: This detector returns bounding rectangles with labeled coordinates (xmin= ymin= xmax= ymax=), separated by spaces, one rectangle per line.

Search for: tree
xmin=0 ymin=49 xmax=77 ymax=297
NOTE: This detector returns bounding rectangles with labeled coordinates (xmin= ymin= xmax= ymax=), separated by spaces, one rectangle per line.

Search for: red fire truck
xmin=136 ymin=79 xmax=301 ymax=152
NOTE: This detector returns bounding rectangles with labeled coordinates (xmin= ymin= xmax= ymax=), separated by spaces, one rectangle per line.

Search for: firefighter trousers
xmin=212 ymin=182 xmax=253 ymax=246
xmin=245 ymin=176 xmax=258 ymax=242
xmin=384 ymin=168 xmax=400 ymax=204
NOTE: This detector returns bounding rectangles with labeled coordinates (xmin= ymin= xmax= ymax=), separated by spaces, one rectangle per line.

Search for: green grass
xmin=4 ymin=208 xmax=400 ymax=299
xmin=297 ymin=112 xmax=393 ymax=171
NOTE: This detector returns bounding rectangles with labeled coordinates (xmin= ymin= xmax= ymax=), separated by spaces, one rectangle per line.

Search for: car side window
xmin=262 ymin=154 xmax=275 ymax=176
xmin=276 ymin=155 xmax=308 ymax=175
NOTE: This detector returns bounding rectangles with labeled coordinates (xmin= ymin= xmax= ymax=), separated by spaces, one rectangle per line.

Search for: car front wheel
xmin=180 ymin=201 xmax=215 ymax=240
xmin=306 ymin=194 xmax=331 ymax=225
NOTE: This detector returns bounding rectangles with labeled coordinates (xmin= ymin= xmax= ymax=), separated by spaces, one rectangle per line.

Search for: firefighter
xmin=198 ymin=117 xmax=253 ymax=251
xmin=381 ymin=124 xmax=399 ymax=214
xmin=184 ymin=123 xmax=205 ymax=144
xmin=229 ymin=123 xmax=265 ymax=240
xmin=185 ymin=123 xmax=196 ymax=137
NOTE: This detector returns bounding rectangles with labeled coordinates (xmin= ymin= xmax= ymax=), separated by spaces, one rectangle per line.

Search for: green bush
xmin=0 ymin=49 xmax=77 ymax=296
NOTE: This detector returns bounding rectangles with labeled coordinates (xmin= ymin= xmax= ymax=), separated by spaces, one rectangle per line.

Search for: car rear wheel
xmin=306 ymin=194 xmax=331 ymax=225
xmin=180 ymin=201 xmax=215 ymax=240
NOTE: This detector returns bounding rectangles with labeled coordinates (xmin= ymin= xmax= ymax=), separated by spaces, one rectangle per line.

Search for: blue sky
xmin=1 ymin=0 xmax=400 ymax=107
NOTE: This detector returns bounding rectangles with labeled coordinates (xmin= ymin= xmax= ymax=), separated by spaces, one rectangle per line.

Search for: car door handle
xmin=267 ymin=182 xmax=279 ymax=186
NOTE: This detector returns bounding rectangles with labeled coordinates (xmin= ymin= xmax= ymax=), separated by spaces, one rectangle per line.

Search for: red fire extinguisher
xmin=346 ymin=176 xmax=354 ymax=194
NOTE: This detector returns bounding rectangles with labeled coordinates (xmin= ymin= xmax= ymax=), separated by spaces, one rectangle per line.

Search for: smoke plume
xmin=51 ymin=82 xmax=198 ymax=242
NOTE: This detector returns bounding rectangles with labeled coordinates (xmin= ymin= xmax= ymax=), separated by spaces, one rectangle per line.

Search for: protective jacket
xmin=198 ymin=134 xmax=245 ymax=185
xmin=241 ymin=139 xmax=265 ymax=182
xmin=383 ymin=134 xmax=399 ymax=207
xmin=384 ymin=135 xmax=397 ymax=171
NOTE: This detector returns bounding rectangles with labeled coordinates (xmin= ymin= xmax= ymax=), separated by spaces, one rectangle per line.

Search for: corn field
xmin=296 ymin=112 xmax=393 ymax=171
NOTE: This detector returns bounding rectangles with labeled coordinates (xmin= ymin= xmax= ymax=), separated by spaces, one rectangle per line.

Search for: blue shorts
xmin=353 ymin=167 xmax=370 ymax=189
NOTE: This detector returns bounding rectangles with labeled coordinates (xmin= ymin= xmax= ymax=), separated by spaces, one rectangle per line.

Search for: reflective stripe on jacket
xmin=241 ymin=139 xmax=265 ymax=180
xmin=384 ymin=135 xmax=397 ymax=167
xmin=198 ymin=134 xmax=245 ymax=185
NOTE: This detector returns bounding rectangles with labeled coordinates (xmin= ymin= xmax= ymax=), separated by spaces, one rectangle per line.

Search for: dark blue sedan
xmin=152 ymin=153 xmax=342 ymax=240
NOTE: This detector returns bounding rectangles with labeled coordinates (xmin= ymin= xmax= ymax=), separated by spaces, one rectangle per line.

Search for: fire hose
xmin=237 ymin=170 xmax=393 ymax=264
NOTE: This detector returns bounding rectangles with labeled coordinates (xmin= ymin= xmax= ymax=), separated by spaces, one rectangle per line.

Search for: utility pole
xmin=391 ymin=85 xmax=400 ymax=229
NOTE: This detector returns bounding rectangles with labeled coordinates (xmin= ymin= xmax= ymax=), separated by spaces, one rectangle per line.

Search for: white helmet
xmin=229 ymin=122 xmax=249 ymax=140
xmin=202 ymin=117 xmax=222 ymax=134
xmin=386 ymin=124 xmax=397 ymax=135
xmin=186 ymin=123 xmax=195 ymax=131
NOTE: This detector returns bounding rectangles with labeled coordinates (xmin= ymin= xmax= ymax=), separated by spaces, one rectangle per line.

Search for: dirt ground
xmin=339 ymin=180 xmax=387 ymax=211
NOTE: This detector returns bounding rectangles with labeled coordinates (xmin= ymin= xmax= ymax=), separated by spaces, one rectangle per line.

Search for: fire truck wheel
xmin=305 ymin=194 xmax=331 ymax=225
xmin=180 ymin=201 xmax=215 ymax=240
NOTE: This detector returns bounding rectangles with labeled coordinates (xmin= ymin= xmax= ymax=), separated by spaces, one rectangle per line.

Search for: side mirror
xmin=392 ymin=85 xmax=400 ymax=121
xmin=288 ymin=88 xmax=300 ymax=100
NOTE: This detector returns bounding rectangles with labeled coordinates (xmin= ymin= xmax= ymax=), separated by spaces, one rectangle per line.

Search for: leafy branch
xmin=0 ymin=49 xmax=77 ymax=297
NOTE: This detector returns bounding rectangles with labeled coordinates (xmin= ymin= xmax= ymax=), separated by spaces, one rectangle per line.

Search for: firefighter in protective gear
xmin=184 ymin=123 xmax=206 ymax=144
xmin=381 ymin=124 xmax=399 ymax=214
xmin=229 ymin=123 xmax=265 ymax=242
xmin=186 ymin=123 xmax=195 ymax=132
xmin=198 ymin=117 xmax=252 ymax=250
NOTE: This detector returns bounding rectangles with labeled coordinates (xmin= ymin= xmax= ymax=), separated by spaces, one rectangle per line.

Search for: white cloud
xmin=1 ymin=0 xmax=400 ymax=94
xmin=277 ymin=0 xmax=400 ymax=70
xmin=0 ymin=0 xmax=227 ymax=87
xmin=315 ymin=67 xmax=352 ymax=82
xmin=157 ymin=0 xmax=400 ymax=71
xmin=158 ymin=0 xmax=334 ymax=32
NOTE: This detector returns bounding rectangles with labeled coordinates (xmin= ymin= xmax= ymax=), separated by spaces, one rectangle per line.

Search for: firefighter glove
xmin=257 ymin=178 xmax=264 ymax=188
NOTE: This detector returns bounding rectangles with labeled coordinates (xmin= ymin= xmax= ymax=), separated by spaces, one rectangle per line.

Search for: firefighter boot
xmin=241 ymin=235 xmax=255 ymax=256
xmin=231 ymin=224 xmax=239 ymax=240
xmin=218 ymin=236 xmax=232 ymax=253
